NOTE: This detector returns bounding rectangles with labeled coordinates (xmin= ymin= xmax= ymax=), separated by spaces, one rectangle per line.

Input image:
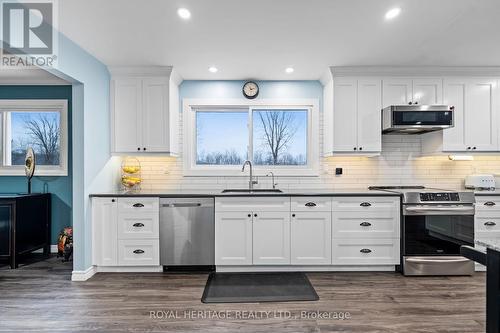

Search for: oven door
xmin=403 ymin=205 xmax=474 ymax=255
xmin=402 ymin=204 xmax=475 ymax=275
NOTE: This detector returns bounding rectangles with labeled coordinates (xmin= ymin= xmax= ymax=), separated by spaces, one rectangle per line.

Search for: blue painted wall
xmin=0 ymin=85 xmax=72 ymax=243
xmin=179 ymin=80 xmax=323 ymax=108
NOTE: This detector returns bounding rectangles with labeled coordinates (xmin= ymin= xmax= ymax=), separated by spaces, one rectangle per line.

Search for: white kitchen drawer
xmin=291 ymin=197 xmax=332 ymax=212
xmin=117 ymin=213 xmax=159 ymax=239
xmin=332 ymin=238 xmax=399 ymax=265
xmin=118 ymin=239 xmax=159 ymax=266
xmin=332 ymin=196 xmax=400 ymax=215
xmin=332 ymin=215 xmax=399 ymax=239
xmin=215 ymin=197 xmax=290 ymax=212
xmin=476 ymin=216 xmax=500 ymax=237
xmin=117 ymin=197 xmax=159 ymax=212
xmin=475 ymin=197 xmax=500 ymax=216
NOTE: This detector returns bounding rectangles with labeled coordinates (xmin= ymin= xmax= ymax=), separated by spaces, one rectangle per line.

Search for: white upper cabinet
xmin=382 ymin=78 xmax=442 ymax=107
xmin=331 ymin=78 xmax=382 ymax=153
xmin=442 ymin=78 xmax=498 ymax=152
xmin=110 ymin=67 xmax=180 ymax=154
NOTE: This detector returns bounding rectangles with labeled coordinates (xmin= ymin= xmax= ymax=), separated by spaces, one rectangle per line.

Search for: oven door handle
xmin=406 ymin=257 xmax=471 ymax=264
xmin=404 ymin=206 xmax=474 ymax=215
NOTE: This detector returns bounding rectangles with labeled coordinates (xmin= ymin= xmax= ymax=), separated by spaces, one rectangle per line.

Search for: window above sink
xmin=183 ymin=98 xmax=319 ymax=177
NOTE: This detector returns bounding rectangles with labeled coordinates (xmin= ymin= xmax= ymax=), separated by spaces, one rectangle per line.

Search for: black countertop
xmin=0 ymin=192 xmax=49 ymax=199
xmin=89 ymin=188 xmax=402 ymax=198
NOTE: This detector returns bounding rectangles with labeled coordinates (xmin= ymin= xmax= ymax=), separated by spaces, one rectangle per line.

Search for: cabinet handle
xmin=467 ymin=147 xmax=471 ymax=150
xmin=305 ymin=202 xmax=317 ymax=207
xmin=248 ymin=214 xmax=251 ymax=217
xmin=360 ymin=248 xmax=372 ymax=254
xmin=359 ymin=147 xmax=363 ymax=151
xmin=353 ymin=147 xmax=357 ymax=151
xmin=414 ymin=101 xmax=418 ymax=105
xmin=360 ymin=222 xmax=372 ymax=227
xmin=133 ymin=203 xmax=145 ymax=208
xmin=133 ymin=249 xmax=145 ymax=254
xmin=484 ymin=221 xmax=497 ymax=226
xmin=408 ymin=101 xmax=412 ymax=105
xmin=111 ymin=199 xmax=115 ymax=203
xmin=254 ymin=214 xmax=258 ymax=217
xmin=132 ymin=223 xmax=145 ymax=228
xmin=143 ymin=147 xmax=147 ymax=151
xmin=137 ymin=147 xmax=140 ymax=151
xmin=473 ymin=147 xmax=477 ymax=150
xmin=484 ymin=201 xmax=496 ymax=206
xmin=360 ymin=202 xmax=372 ymax=207
xmin=292 ymin=214 xmax=296 ymax=217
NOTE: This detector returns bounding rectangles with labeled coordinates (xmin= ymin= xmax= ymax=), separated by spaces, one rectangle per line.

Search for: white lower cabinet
xmin=474 ymin=196 xmax=500 ymax=271
xmin=253 ymin=212 xmax=290 ymax=265
xmin=215 ymin=211 xmax=253 ymax=265
xmin=92 ymin=197 xmax=160 ymax=268
xmin=291 ymin=211 xmax=332 ymax=265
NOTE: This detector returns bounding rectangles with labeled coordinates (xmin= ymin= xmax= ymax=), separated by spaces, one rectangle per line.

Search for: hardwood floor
xmin=0 ymin=257 xmax=486 ymax=332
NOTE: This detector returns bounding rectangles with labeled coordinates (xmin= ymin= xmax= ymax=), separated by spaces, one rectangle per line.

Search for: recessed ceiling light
xmin=177 ymin=8 xmax=191 ymax=20
xmin=285 ymin=67 xmax=294 ymax=73
xmin=385 ymin=7 xmax=401 ymax=20
xmin=208 ymin=66 xmax=218 ymax=73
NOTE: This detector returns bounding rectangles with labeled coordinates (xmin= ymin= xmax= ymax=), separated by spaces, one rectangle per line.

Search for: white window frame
xmin=183 ymin=98 xmax=319 ymax=176
xmin=0 ymin=99 xmax=68 ymax=176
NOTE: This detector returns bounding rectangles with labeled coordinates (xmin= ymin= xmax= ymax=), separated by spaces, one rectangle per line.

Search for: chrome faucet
xmin=266 ymin=172 xmax=277 ymax=189
xmin=242 ymin=160 xmax=258 ymax=191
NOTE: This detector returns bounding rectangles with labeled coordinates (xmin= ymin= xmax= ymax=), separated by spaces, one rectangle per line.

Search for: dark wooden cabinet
xmin=0 ymin=193 xmax=51 ymax=269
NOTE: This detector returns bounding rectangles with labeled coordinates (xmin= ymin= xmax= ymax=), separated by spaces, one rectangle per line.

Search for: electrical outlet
xmin=335 ymin=167 xmax=343 ymax=175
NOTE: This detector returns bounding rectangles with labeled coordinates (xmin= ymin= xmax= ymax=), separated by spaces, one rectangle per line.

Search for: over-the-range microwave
xmin=382 ymin=104 xmax=454 ymax=134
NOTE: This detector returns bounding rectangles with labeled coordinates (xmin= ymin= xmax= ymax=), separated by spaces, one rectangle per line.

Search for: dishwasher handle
xmin=162 ymin=203 xmax=202 ymax=208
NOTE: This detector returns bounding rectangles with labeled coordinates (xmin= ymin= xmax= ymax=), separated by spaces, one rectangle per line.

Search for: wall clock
xmin=243 ymin=81 xmax=259 ymax=99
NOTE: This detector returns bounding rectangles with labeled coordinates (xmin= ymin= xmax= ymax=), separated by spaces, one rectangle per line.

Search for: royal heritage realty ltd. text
xmin=149 ymin=310 xmax=352 ymax=321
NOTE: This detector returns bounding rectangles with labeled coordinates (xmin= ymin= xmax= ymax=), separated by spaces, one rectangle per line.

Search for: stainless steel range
xmin=369 ymin=186 xmax=476 ymax=276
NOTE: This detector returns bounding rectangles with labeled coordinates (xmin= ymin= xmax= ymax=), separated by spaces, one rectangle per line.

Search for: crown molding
xmin=330 ymin=66 xmax=500 ymax=77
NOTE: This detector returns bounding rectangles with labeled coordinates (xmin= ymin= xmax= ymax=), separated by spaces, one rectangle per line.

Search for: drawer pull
xmin=360 ymin=248 xmax=372 ymax=254
xmin=133 ymin=249 xmax=145 ymax=254
xmin=484 ymin=201 xmax=496 ymax=206
xmin=305 ymin=202 xmax=317 ymax=207
xmin=133 ymin=203 xmax=145 ymax=208
xmin=360 ymin=222 xmax=372 ymax=227
xmin=132 ymin=223 xmax=145 ymax=228
xmin=484 ymin=221 xmax=497 ymax=226
xmin=360 ymin=202 xmax=372 ymax=207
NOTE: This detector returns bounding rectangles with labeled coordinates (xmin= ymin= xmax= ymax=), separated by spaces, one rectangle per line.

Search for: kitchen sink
xmin=221 ymin=189 xmax=283 ymax=194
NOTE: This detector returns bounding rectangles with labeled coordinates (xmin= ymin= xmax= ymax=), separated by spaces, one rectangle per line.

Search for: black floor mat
xmin=201 ymin=272 xmax=319 ymax=303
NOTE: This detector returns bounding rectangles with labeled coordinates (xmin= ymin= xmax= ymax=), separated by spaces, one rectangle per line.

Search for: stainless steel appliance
xmin=159 ymin=198 xmax=215 ymax=269
xmin=370 ymin=186 xmax=475 ymax=276
xmin=382 ymin=105 xmax=454 ymax=134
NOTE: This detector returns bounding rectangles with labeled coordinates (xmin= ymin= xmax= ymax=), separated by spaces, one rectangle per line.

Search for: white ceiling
xmin=58 ymin=0 xmax=500 ymax=80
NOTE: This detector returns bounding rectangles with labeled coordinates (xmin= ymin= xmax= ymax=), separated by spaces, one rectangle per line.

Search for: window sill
xmin=0 ymin=167 xmax=68 ymax=177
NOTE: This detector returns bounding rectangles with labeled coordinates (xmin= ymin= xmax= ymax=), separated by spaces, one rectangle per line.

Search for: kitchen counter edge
xmin=89 ymin=191 xmax=402 ymax=198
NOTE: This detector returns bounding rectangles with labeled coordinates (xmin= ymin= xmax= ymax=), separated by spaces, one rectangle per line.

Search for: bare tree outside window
xmin=253 ymin=110 xmax=307 ymax=166
xmin=10 ymin=112 xmax=61 ymax=165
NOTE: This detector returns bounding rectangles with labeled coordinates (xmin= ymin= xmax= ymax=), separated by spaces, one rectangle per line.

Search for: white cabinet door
xmin=215 ymin=212 xmax=253 ymax=265
xmin=412 ymin=78 xmax=443 ymax=105
xmin=112 ymin=78 xmax=143 ymax=152
xmin=253 ymin=211 xmax=290 ymax=265
xmin=333 ymin=78 xmax=358 ymax=152
xmin=142 ymin=77 xmax=170 ymax=152
xmin=92 ymin=198 xmax=118 ymax=266
xmin=357 ymin=79 xmax=382 ymax=152
xmin=382 ymin=78 xmax=412 ymax=107
xmin=465 ymin=79 xmax=498 ymax=151
xmin=291 ymin=211 xmax=332 ymax=265
xmin=442 ymin=79 xmax=467 ymax=151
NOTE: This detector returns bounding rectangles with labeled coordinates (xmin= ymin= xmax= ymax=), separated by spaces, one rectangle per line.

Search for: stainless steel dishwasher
xmin=159 ymin=198 xmax=215 ymax=269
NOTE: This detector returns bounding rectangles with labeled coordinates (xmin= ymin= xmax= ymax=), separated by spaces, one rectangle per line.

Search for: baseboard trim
xmin=33 ymin=245 xmax=59 ymax=254
xmin=96 ymin=266 xmax=163 ymax=273
xmin=71 ymin=266 xmax=97 ymax=281
xmin=216 ymin=265 xmax=397 ymax=273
